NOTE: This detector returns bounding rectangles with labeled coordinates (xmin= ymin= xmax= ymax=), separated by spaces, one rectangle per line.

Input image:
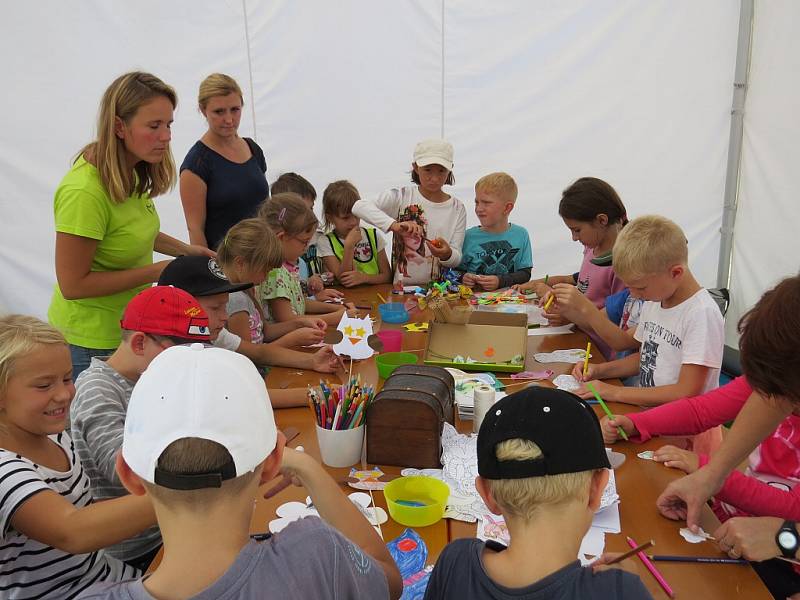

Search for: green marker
xmin=544 ymin=274 xmax=549 ymax=286
xmin=586 ymin=382 xmax=629 ymax=441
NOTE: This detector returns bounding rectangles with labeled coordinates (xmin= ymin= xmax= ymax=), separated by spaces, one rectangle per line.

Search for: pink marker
xmin=627 ymin=535 xmax=674 ymax=598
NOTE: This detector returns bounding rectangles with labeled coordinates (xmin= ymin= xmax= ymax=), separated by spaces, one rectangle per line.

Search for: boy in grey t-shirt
xmin=78 ymin=344 xmax=401 ymax=600
xmin=71 ymin=286 xmax=212 ymax=570
xmin=424 ymin=387 xmax=653 ymax=600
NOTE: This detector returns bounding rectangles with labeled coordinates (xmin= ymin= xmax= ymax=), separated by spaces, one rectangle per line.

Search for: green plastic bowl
xmin=375 ymin=352 xmax=418 ymax=379
xmin=384 ymin=476 xmax=449 ymax=527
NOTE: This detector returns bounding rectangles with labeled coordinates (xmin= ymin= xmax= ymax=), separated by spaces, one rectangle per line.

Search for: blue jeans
xmin=69 ymin=344 xmax=113 ymax=379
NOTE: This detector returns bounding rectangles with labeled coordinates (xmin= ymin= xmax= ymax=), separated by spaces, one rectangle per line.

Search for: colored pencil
xmin=377 ymin=292 xmax=388 ymax=304
xmin=604 ymin=540 xmax=654 ymax=565
xmin=309 ymin=378 xmax=375 ymax=430
xmin=627 ymin=536 xmax=674 ymax=598
xmin=583 ymin=342 xmax=591 ymax=378
xmin=586 ymin=382 xmax=629 ymax=441
xmin=649 ymin=555 xmax=748 ymax=565
xmin=543 ymin=294 xmax=555 ymax=311
xmin=544 ymin=274 xmax=549 ymax=286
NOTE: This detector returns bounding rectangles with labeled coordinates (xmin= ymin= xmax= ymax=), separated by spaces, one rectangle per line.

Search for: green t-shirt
xmin=259 ymin=266 xmax=306 ymax=320
xmin=47 ymin=157 xmax=160 ymax=349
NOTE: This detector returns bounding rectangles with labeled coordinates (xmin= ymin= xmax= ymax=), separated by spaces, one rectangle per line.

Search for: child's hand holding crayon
xmin=599 ymin=414 xmax=637 ymax=443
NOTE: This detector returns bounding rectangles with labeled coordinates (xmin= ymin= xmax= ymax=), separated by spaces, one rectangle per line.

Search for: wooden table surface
xmin=255 ymin=285 xmax=769 ymax=598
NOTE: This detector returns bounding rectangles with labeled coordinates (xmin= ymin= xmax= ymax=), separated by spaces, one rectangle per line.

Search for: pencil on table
xmin=627 ymin=535 xmax=674 ymax=598
xmin=649 ymin=555 xmax=748 ymax=565
xmin=603 ymin=540 xmax=654 ymax=565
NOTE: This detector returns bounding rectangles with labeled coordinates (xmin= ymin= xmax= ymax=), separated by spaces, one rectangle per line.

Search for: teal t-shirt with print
xmin=48 ymin=157 xmax=160 ymax=348
xmin=458 ymin=223 xmax=532 ymax=276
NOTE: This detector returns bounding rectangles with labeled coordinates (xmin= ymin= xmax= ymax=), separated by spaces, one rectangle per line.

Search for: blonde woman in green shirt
xmin=48 ymin=72 xmax=213 ymax=377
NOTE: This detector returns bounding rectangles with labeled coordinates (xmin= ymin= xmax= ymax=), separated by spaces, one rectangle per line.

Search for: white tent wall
xmin=0 ymin=1 xmax=749 ymax=326
xmin=725 ymin=0 xmax=800 ymax=347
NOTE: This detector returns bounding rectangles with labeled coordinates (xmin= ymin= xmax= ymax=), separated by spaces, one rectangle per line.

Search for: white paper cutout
xmin=553 ymin=374 xmax=581 ymax=392
xmin=680 ymin=527 xmax=714 ymax=543
xmin=637 ymin=450 xmax=655 ymax=461
xmin=269 ymin=492 xmax=385 ymax=532
xmin=534 ymin=349 xmax=591 ymax=363
xmin=331 ymin=313 xmax=376 ymax=360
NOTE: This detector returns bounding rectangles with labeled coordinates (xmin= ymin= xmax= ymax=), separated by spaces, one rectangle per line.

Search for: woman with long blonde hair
xmin=48 ymin=71 xmax=212 ymax=377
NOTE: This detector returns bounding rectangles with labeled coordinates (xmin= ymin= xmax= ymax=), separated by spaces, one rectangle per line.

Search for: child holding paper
xmin=352 ymin=139 xmax=467 ymax=286
xmin=458 ymin=172 xmax=532 ymax=291
xmin=424 ymin=387 xmax=652 ymax=599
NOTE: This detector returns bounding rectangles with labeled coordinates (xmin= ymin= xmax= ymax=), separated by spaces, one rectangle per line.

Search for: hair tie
xmin=278 ymin=207 xmax=287 ymax=223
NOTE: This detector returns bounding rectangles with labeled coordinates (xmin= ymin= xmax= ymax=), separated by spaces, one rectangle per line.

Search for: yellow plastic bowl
xmin=383 ymin=476 xmax=449 ymax=527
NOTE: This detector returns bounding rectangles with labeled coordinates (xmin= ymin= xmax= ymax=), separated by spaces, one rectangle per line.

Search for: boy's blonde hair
xmin=322 ymin=180 xmax=360 ymax=229
xmin=198 ymin=73 xmax=243 ymax=111
xmin=143 ymin=438 xmax=257 ymax=509
xmin=79 ymin=72 xmax=177 ymax=204
xmin=485 ymin=439 xmax=593 ymax=521
xmin=475 ymin=172 xmax=518 ymax=203
xmin=0 ymin=315 xmax=67 ymax=397
xmin=258 ymin=193 xmax=319 ymax=237
xmin=216 ymin=218 xmax=283 ymax=274
xmin=613 ymin=215 xmax=688 ymax=280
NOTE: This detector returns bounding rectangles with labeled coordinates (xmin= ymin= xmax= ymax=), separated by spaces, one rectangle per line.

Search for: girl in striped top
xmin=0 ymin=316 xmax=155 ymax=599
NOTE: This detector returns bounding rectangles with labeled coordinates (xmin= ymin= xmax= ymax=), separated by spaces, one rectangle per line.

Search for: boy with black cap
xmin=79 ymin=344 xmax=401 ymax=599
xmin=424 ymin=387 xmax=652 ymax=599
xmin=158 ymin=256 xmax=342 ymax=378
xmin=71 ymin=286 xmax=211 ymax=570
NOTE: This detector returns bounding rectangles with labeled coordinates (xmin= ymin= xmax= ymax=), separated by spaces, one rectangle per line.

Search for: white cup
xmin=315 ymin=424 xmax=365 ymax=468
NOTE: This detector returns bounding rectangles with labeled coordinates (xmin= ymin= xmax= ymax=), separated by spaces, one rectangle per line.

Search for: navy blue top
xmin=180 ymin=138 xmax=269 ymax=250
xmin=424 ymin=538 xmax=653 ymax=600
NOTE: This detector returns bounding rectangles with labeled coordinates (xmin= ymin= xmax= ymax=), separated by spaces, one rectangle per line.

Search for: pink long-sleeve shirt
xmin=628 ymin=376 xmax=800 ymax=521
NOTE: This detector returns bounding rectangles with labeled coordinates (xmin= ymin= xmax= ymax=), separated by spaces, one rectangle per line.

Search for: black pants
xmin=752 ymin=558 xmax=800 ymax=599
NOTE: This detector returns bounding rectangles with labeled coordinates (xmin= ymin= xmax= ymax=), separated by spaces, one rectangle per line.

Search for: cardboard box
xmin=423 ymin=311 xmax=528 ymax=372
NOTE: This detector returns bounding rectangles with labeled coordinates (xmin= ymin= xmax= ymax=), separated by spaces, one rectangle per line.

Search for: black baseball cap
xmin=478 ymin=387 xmax=610 ymax=480
xmin=158 ymin=256 xmax=253 ymax=297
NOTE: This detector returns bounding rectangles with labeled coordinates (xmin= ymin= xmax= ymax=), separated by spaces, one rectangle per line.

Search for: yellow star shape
xmin=343 ymin=325 xmax=353 ymax=336
xmin=355 ymin=327 xmax=365 ymax=337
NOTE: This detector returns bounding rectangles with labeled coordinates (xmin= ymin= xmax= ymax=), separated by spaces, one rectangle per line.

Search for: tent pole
xmin=717 ymin=0 xmax=754 ymax=289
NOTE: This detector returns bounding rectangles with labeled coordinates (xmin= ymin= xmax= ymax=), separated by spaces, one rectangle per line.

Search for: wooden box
xmin=366 ymin=366 xmax=455 ymax=468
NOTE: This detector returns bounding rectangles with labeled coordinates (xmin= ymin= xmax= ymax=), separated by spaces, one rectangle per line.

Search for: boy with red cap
xmin=70 ymin=286 xmax=210 ymax=571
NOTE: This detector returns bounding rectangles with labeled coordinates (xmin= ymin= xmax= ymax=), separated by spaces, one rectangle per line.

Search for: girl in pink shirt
xmin=601 ymin=376 xmax=800 ymax=523
xmin=516 ymin=177 xmax=627 ymax=310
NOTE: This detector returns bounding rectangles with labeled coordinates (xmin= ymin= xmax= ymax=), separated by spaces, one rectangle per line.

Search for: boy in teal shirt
xmin=459 ymin=172 xmax=532 ymax=291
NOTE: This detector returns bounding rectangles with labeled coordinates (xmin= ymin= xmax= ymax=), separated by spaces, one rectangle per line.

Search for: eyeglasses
xmin=292 ymin=235 xmax=313 ymax=247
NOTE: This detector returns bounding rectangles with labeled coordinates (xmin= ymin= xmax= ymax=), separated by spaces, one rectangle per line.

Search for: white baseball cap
xmin=413 ymin=139 xmax=454 ymax=171
xmin=122 ymin=343 xmax=277 ymax=490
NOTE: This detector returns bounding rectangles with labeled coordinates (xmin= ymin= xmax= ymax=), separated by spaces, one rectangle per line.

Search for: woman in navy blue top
xmin=180 ymin=74 xmax=269 ymax=251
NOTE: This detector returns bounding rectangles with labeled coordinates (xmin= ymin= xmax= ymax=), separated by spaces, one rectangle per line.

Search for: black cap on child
xmin=477 ymin=387 xmax=611 ymax=480
xmin=158 ymin=256 xmax=253 ymax=297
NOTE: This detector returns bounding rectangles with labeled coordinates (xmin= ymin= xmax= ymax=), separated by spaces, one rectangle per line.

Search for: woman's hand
xmin=714 ymin=516 xmax=784 ymax=561
xmin=185 ymin=244 xmax=216 ymax=258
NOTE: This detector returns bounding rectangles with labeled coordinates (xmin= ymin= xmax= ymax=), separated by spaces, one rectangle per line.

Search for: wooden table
xmin=257 ymin=285 xmax=771 ymax=598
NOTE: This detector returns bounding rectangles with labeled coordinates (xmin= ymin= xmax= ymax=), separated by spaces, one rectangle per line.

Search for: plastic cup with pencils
xmin=309 ymin=379 xmax=372 ymax=467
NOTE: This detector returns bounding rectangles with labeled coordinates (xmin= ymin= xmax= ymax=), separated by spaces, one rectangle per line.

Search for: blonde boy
xmin=459 ymin=172 xmax=532 ymax=291
xmin=79 ymin=344 xmax=402 ymax=599
xmin=424 ymin=388 xmax=652 ymax=599
xmin=573 ymin=215 xmax=724 ymax=414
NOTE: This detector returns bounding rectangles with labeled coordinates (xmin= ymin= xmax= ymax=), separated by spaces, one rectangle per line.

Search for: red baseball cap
xmin=121 ymin=286 xmax=211 ymax=342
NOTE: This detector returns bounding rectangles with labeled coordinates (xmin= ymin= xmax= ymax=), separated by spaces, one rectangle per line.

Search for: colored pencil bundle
xmin=308 ymin=376 xmax=375 ymax=430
